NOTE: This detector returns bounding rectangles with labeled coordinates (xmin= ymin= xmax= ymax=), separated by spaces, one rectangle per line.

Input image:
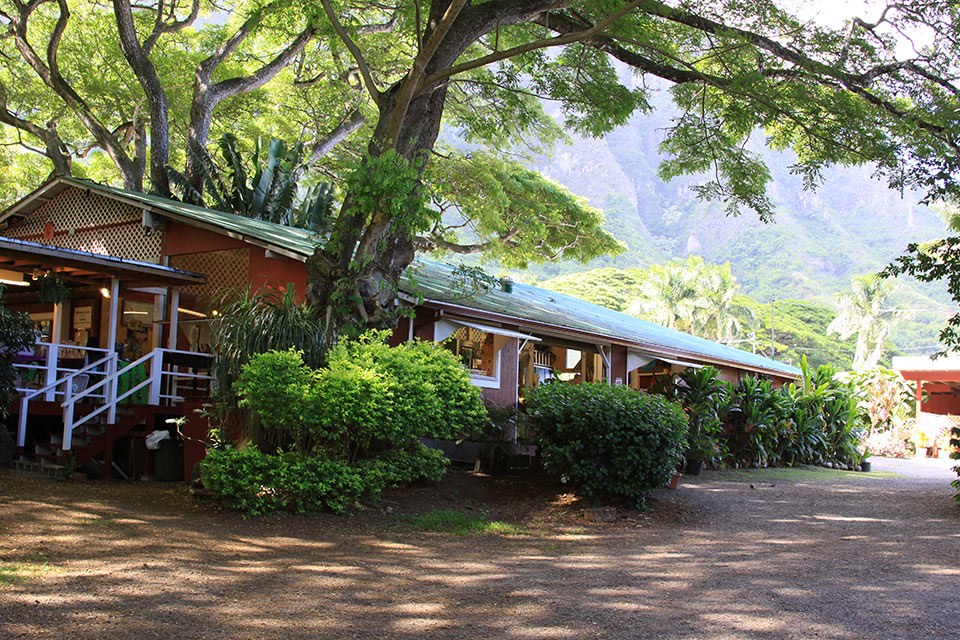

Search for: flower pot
xmin=666 ymin=472 xmax=682 ymax=489
xmin=684 ymin=458 xmax=703 ymax=476
xmin=860 ymin=460 xmax=872 ymax=473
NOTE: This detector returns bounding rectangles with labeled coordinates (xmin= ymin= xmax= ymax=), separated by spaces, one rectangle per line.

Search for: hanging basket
xmin=38 ymin=274 xmax=70 ymax=304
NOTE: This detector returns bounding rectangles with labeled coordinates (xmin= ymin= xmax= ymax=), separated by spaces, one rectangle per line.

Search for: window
xmin=444 ymin=326 xmax=498 ymax=379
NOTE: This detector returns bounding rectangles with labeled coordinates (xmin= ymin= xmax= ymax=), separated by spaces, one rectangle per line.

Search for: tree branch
xmin=9 ymin=0 xmax=141 ymax=189
xmin=319 ymin=0 xmax=383 ymax=107
xmin=113 ymin=0 xmax=174 ymax=193
xmin=383 ymin=0 xmax=469 ymax=147
xmin=417 ymin=0 xmax=646 ymax=93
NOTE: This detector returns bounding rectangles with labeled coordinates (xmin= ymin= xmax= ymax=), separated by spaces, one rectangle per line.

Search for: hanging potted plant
xmin=37 ymin=273 xmax=70 ymax=304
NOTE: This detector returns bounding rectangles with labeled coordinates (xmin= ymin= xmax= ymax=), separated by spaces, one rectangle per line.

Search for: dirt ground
xmin=1 ymin=457 xmax=958 ymax=639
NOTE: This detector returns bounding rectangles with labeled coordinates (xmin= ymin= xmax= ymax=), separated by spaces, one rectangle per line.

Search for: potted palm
xmin=669 ymin=367 xmax=728 ymax=475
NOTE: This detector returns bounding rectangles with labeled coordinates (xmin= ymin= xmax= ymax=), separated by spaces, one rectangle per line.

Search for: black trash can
xmin=154 ymin=438 xmax=184 ymax=481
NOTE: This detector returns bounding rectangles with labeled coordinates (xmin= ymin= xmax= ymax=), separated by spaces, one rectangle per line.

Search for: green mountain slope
xmin=526 ymin=91 xmax=953 ymax=356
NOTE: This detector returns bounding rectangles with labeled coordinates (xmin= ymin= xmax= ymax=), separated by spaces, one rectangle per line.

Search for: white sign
xmin=73 ymin=306 xmax=92 ymax=329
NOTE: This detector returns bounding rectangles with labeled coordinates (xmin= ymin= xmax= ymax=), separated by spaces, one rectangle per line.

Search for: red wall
xmin=162 ymin=221 xmax=308 ymax=299
xmin=162 ymin=222 xmax=248 ymax=255
xmin=248 ymin=248 xmax=308 ymax=300
xmin=922 ymin=393 xmax=960 ymax=415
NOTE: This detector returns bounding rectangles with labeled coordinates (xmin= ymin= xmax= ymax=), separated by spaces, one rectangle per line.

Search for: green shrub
xmin=212 ymin=333 xmax=482 ymax=515
xmin=354 ymin=444 xmax=449 ymax=489
xmin=234 ymin=350 xmax=327 ymax=454
xmin=200 ymin=447 xmax=366 ymax=515
xmin=200 ymin=443 xmax=449 ymax=515
xmin=237 ymin=332 xmax=487 ymax=460
xmin=526 ymin=382 xmax=688 ymax=506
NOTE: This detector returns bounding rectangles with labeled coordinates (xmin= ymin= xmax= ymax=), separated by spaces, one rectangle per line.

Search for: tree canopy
xmin=2 ymin=1 xmax=960 ymax=336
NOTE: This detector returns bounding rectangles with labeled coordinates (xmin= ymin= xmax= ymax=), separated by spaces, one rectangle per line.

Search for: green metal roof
xmin=401 ymin=261 xmax=801 ymax=378
xmin=54 ymin=177 xmax=321 ymax=259
xmin=10 ymin=177 xmax=799 ymax=378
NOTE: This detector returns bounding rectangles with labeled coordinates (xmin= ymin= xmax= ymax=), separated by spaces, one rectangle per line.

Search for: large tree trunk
xmin=305 ymin=84 xmax=449 ymax=337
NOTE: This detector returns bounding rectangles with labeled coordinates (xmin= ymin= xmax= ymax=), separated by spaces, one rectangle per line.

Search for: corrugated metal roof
xmin=402 ymin=261 xmax=800 ymax=378
xmin=8 ymin=177 xmax=799 ymax=377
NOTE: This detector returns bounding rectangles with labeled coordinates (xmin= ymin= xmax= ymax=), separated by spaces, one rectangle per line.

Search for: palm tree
xmin=627 ymin=256 xmax=752 ymax=343
xmin=827 ymin=274 xmax=904 ymax=368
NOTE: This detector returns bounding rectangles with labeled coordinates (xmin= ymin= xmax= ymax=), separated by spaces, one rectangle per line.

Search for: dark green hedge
xmin=526 ymin=382 xmax=687 ymax=506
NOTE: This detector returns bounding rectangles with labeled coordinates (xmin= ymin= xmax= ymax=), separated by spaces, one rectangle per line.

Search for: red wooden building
xmin=2 ymin=177 xmax=799 ymax=478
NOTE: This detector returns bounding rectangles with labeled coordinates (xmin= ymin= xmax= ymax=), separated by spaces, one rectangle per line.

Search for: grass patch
xmin=402 ymin=509 xmax=524 ymax=536
xmin=0 ymin=562 xmax=50 ymax=587
xmin=720 ymin=465 xmax=901 ymax=483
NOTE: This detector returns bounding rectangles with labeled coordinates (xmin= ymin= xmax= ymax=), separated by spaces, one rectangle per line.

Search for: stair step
xmin=11 ymin=458 xmax=70 ymax=481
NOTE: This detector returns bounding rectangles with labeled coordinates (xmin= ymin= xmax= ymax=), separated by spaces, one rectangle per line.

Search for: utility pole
xmin=770 ymin=298 xmax=776 ymax=359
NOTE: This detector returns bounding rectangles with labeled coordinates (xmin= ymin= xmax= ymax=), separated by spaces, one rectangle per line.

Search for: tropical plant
xmin=526 ymin=382 xmax=687 ymax=507
xmin=827 ymin=274 xmax=905 ymax=368
xmin=782 ymin=357 xmax=867 ymax=467
xmin=168 ymin=134 xmax=336 ymax=231
xmin=656 ymin=366 xmax=729 ymax=466
xmin=845 ymin=367 xmax=914 ymax=435
xmin=208 ymin=285 xmax=329 ymax=412
xmin=724 ymin=376 xmax=784 ymax=468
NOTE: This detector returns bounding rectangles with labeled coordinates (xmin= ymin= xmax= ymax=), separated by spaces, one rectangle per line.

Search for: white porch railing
xmin=14 ymin=345 xmax=212 ymax=454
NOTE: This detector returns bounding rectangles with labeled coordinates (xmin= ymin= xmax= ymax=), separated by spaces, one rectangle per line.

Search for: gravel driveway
xmin=1 ymin=458 xmax=957 ymax=639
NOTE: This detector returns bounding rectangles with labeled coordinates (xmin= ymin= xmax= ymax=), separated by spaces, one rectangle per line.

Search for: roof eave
xmin=415 ymin=296 xmax=799 ymax=379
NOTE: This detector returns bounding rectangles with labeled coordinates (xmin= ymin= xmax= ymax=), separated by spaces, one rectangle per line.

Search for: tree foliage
xmin=627 ymin=256 xmax=752 ymax=344
xmin=3 ymin=1 xmax=960 ymax=335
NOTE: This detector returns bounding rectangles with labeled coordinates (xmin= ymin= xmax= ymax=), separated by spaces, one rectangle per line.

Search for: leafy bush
xmin=200 ymin=443 xmax=447 ymax=515
xmin=236 ymin=332 xmax=487 ymax=458
xmin=212 ymin=332 xmax=486 ymax=515
xmin=200 ymin=447 xmax=366 ymax=515
xmin=527 ymin=382 xmax=687 ymax=506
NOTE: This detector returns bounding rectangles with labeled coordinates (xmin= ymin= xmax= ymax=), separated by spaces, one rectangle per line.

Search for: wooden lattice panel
xmin=169 ymin=249 xmax=249 ymax=301
xmin=4 ymin=188 xmax=163 ymax=263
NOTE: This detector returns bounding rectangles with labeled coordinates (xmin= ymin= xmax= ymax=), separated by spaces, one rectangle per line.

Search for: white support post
xmin=62 ymin=382 xmax=74 ymax=451
xmin=17 ymin=396 xmax=28 ymax=447
xmin=106 ymin=277 xmax=120 ymax=424
xmin=149 ymin=351 xmax=163 ymax=405
xmin=44 ymin=302 xmax=63 ymax=401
